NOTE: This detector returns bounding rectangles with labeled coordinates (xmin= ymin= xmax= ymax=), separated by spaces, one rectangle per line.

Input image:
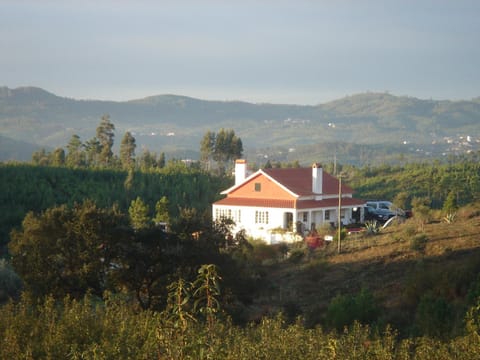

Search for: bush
xmin=325 ymin=288 xmax=380 ymax=331
xmin=288 ymin=247 xmax=305 ymax=264
xmin=414 ymin=292 xmax=454 ymax=338
xmin=410 ymin=233 xmax=428 ymax=253
xmin=249 ymin=240 xmax=281 ymax=265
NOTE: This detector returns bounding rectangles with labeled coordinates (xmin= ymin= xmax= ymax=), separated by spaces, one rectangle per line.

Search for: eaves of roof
xmin=295 ymin=197 xmax=365 ymax=209
xmin=213 ymin=197 xmax=295 ymax=209
xmin=213 ymin=196 xmax=365 ymax=209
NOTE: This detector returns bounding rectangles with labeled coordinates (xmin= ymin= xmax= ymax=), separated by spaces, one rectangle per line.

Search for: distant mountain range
xmin=1 ymin=86 xmax=479 ymax=164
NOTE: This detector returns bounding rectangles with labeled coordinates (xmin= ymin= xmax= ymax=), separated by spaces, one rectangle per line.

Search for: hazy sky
xmin=1 ymin=0 xmax=479 ymax=104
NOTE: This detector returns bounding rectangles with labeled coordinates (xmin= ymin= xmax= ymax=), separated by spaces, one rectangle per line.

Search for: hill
xmin=0 ymin=134 xmax=46 ymax=161
xmin=247 ymin=204 xmax=480 ymax=334
xmin=1 ymin=87 xmax=479 ymax=163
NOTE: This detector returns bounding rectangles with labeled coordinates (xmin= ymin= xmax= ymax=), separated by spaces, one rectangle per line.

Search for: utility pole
xmin=337 ymin=174 xmax=342 ymax=254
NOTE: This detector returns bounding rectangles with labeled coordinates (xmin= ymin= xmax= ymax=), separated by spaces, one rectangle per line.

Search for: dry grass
xmin=248 ymin=203 xmax=480 ymax=330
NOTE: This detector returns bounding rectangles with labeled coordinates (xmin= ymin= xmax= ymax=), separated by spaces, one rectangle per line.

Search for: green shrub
xmin=410 ymin=233 xmax=428 ymax=252
xmin=325 ymin=288 xmax=380 ymax=331
xmin=249 ymin=240 xmax=281 ymax=264
xmin=414 ymin=292 xmax=454 ymax=338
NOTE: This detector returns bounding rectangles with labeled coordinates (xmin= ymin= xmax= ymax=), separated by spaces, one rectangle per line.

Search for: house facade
xmin=212 ymin=160 xmax=366 ymax=244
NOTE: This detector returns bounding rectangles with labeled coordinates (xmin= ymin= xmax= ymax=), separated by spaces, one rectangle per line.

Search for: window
xmin=254 ymin=183 xmax=261 ymax=192
xmin=302 ymin=212 xmax=308 ymax=222
xmin=255 ymin=210 xmax=269 ymax=224
xmin=325 ymin=210 xmax=330 ymax=220
xmin=216 ymin=208 xmax=237 ymax=222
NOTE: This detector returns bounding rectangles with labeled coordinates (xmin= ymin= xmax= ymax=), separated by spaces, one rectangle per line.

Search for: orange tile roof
xmin=262 ymin=167 xmax=353 ymax=196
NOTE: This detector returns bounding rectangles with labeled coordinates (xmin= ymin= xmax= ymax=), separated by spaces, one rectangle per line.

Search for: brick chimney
xmin=235 ymin=159 xmax=247 ymax=186
xmin=312 ymin=163 xmax=323 ymax=194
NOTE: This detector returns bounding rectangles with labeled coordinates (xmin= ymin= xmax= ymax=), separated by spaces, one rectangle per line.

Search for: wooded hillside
xmin=1 ymin=87 xmax=479 ymax=163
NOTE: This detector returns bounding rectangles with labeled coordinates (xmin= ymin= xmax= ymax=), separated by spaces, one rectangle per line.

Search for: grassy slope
xmin=249 ymin=204 xmax=480 ymax=331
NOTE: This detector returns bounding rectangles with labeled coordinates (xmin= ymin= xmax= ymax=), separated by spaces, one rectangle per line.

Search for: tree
xmin=393 ymin=191 xmax=409 ymax=212
xmin=158 ymin=152 xmax=166 ymax=168
xmin=84 ymin=137 xmax=101 ymax=167
xmin=114 ymin=227 xmax=185 ymax=310
xmin=138 ymin=149 xmax=157 ymax=171
xmin=200 ymin=131 xmax=216 ymax=169
xmin=213 ymin=128 xmax=231 ymax=164
xmin=443 ymin=190 xmax=458 ymax=214
xmin=96 ymin=115 xmax=115 ymax=167
xmin=31 ymin=148 xmax=49 ymax=166
xmin=124 ymin=168 xmax=135 ymax=192
xmin=411 ymin=196 xmax=431 ymax=231
xmin=128 ymin=197 xmax=151 ymax=230
xmin=171 ymin=207 xmax=205 ymax=241
xmin=231 ymin=135 xmax=243 ymax=161
xmin=200 ymin=129 xmax=243 ymax=173
xmin=120 ymin=131 xmax=136 ymax=169
xmin=51 ymin=148 xmax=65 ymax=167
xmin=154 ymin=196 xmax=170 ymax=226
xmin=66 ymin=134 xmax=85 ymax=167
xmin=9 ymin=201 xmax=129 ymax=299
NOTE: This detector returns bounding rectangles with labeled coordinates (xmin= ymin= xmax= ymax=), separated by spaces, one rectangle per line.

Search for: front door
xmin=284 ymin=212 xmax=293 ymax=231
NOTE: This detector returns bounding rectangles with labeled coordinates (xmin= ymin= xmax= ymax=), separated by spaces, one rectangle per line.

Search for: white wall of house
xmin=213 ymin=203 xmax=357 ymax=244
xmin=213 ymin=204 xmax=300 ymax=244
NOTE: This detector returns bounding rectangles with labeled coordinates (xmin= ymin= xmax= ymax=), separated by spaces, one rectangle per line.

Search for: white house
xmin=212 ymin=160 xmax=366 ymax=244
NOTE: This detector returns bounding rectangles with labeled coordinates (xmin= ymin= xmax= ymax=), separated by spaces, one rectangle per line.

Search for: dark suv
xmin=364 ymin=204 xmax=396 ymax=222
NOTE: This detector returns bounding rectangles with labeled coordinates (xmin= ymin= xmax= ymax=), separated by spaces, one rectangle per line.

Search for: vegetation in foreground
xmin=2 ymin=201 xmax=480 ymax=358
xmin=1 ymin=293 xmax=480 ymax=359
xmin=2 ymin=149 xmax=480 ymax=358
